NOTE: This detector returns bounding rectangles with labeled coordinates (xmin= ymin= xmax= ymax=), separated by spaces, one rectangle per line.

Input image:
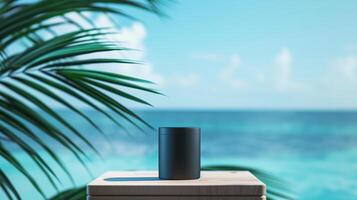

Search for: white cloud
xmin=327 ymin=55 xmax=357 ymax=93
xmin=219 ymin=55 xmax=246 ymax=89
xmin=274 ymin=48 xmax=304 ymax=92
xmin=174 ymin=73 xmax=200 ymax=88
xmin=335 ymin=55 xmax=357 ymax=81
xmin=48 ymin=13 xmax=164 ymax=84
xmin=162 ymin=73 xmax=200 ymax=89
xmin=210 ymin=48 xmax=306 ymax=93
xmin=89 ymin=15 xmax=164 ymax=85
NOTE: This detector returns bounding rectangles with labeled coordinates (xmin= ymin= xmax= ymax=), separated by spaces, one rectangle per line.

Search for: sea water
xmin=1 ymin=110 xmax=357 ymax=199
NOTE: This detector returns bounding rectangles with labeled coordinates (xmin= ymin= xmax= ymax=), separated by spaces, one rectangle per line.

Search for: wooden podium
xmin=87 ymin=171 xmax=266 ymax=200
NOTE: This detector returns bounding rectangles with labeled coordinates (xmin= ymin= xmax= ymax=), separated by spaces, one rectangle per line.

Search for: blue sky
xmin=120 ymin=0 xmax=356 ymax=109
xmin=18 ymin=0 xmax=357 ymax=110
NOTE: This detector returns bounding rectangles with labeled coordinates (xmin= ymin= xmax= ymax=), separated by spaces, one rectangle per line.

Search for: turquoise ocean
xmin=1 ymin=110 xmax=357 ymax=199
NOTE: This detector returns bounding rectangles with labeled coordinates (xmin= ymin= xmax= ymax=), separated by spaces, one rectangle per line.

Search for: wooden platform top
xmin=88 ymin=171 xmax=266 ymax=196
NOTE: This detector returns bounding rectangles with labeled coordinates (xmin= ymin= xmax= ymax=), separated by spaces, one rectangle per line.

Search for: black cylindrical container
xmin=159 ymin=127 xmax=200 ymax=180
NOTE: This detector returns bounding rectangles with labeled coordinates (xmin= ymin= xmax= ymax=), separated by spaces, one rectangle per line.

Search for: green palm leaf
xmin=0 ymin=0 xmax=164 ymax=199
xmin=49 ymin=186 xmax=86 ymax=200
xmin=0 ymin=169 xmax=21 ymax=200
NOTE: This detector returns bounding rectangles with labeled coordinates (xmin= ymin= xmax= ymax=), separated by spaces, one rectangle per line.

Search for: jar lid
xmin=159 ymin=127 xmax=200 ymax=135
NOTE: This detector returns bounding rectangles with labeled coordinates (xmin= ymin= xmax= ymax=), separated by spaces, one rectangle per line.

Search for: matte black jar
xmin=159 ymin=127 xmax=200 ymax=180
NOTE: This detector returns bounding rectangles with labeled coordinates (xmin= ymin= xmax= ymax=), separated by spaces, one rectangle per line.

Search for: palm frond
xmin=0 ymin=169 xmax=21 ymax=200
xmin=0 ymin=0 xmax=165 ymax=199
xmin=0 ymin=142 xmax=47 ymax=199
xmin=49 ymin=186 xmax=86 ymax=200
xmin=0 ymin=0 xmax=163 ymax=46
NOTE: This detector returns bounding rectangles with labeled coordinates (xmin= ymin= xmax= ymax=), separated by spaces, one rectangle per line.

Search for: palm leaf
xmin=49 ymin=186 xmax=86 ymax=200
xmin=0 ymin=0 xmax=165 ymax=199
xmin=0 ymin=0 xmax=163 ymax=43
xmin=0 ymin=169 xmax=21 ymax=200
xmin=0 ymin=142 xmax=47 ymax=199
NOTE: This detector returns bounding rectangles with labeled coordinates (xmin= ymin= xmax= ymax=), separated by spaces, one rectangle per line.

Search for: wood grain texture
xmin=88 ymin=171 xmax=266 ymax=196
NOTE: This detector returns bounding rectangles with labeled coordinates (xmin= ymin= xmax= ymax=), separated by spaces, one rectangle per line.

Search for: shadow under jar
xmin=159 ymin=127 xmax=201 ymax=180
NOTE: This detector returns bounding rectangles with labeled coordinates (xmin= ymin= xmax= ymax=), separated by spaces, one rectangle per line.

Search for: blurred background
xmin=2 ymin=1 xmax=357 ymax=199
